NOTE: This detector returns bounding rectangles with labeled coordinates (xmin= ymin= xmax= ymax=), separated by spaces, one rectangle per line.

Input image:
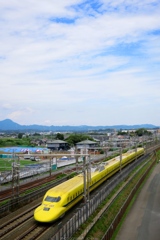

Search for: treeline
xmin=0 ymin=138 xmax=32 ymax=147
xmin=0 ymin=133 xmax=95 ymax=148
xmin=65 ymin=134 xmax=94 ymax=146
xmin=117 ymin=128 xmax=152 ymax=136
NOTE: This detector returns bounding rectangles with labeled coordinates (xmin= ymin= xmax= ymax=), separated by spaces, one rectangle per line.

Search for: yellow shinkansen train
xmin=34 ymin=147 xmax=144 ymax=222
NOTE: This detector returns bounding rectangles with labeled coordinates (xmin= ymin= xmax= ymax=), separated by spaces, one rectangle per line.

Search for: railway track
xmin=0 ymin=166 xmax=80 ymax=202
xmin=0 ymin=154 xmax=107 ymax=202
xmin=0 ymin=149 xmax=158 ymax=240
xmin=0 ymin=202 xmax=55 ymax=240
xmin=0 ymin=205 xmax=37 ymax=240
xmin=0 ymin=175 xmax=57 ymax=201
xmin=0 ymin=149 xmax=158 ymax=203
xmin=0 ymin=201 xmax=58 ymax=240
xmin=14 ymin=224 xmax=49 ymax=240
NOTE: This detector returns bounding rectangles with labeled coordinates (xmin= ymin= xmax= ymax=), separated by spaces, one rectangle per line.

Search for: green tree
xmin=117 ymin=130 xmax=128 ymax=135
xmin=33 ymin=133 xmax=41 ymax=136
xmin=56 ymin=133 xmax=64 ymax=140
xmin=135 ymin=128 xmax=152 ymax=136
xmin=18 ymin=133 xmax=23 ymax=139
xmin=65 ymin=134 xmax=94 ymax=147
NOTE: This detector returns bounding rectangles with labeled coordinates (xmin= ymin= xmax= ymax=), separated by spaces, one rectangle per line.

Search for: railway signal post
xmin=82 ymin=154 xmax=91 ymax=204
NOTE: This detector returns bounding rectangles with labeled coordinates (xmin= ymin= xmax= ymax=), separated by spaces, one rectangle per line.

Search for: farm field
xmin=0 ymin=158 xmax=39 ymax=171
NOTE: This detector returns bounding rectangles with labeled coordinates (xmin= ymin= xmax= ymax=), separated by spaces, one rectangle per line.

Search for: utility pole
xmin=87 ymin=155 xmax=91 ymax=201
xmin=75 ymin=146 xmax=79 ymax=172
xmin=82 ymin=153 xmax=91 ymax=203
xmin=12 ymin=151 xmax=20 ymax=198
xmin=120 ymin=147 xmax=122 ymax=173
xmin=49 ymin=158 xmax=52 ymax=176
xmin=83 ymin=155 xmax=87 ymax=203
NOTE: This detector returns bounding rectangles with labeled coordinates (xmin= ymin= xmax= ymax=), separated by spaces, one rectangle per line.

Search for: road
xmin=116 ymin=161 xmax=160 ymax=240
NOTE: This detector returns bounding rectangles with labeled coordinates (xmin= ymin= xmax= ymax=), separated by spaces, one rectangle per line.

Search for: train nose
xmin=34 ymin=206 xmax=54 ymax=222
xmin=34 ymin=205 xmax=64 ymax=222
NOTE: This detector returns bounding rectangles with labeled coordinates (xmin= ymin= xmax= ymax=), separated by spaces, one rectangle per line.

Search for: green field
xmin=0 ymin=159 xmax=38 ymax=171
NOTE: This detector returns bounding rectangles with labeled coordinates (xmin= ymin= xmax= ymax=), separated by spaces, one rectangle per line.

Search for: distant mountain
xmin=0 ymin=119 xmax=158 ymax=132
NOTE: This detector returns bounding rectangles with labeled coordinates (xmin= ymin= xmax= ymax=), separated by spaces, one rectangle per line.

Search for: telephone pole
xmin=12 ymin=151 xmax=20 ymax=198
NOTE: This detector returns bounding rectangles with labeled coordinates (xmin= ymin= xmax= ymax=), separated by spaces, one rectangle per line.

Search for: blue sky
xmin=0 ymin=0 xmax=160 ymax=126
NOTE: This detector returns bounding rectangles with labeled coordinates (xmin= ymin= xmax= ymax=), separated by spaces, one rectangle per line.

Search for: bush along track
xmin=73 ymin=154 xmax=156 ymax=240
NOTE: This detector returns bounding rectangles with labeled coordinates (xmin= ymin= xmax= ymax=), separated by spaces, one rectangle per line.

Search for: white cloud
xmin=0 ymin=0 xmax=160 ymax=126
xmin=2 ymin=103 xmax=12 ymax=109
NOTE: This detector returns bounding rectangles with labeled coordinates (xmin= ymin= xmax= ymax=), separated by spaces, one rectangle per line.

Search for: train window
xmin=57 ymin=196 xmax=61 ymax=202
xmin=44 ymin=195 xmax=61 ymax=202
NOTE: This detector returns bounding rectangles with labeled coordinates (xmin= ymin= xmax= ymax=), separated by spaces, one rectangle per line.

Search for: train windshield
xmin=44 ymin=196 xmax=61 ymax=202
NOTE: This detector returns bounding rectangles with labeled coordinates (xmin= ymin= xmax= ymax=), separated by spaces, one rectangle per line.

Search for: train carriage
xmin=34 ymin=147 xmax=144 ymax=222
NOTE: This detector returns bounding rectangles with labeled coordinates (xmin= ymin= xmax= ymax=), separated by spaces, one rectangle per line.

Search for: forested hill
xmin=0 ymin=119 xmax=158 ymax=132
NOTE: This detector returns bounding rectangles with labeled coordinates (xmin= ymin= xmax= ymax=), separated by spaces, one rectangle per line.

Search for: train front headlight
xmin=49 ymin=204 xmax=54 ymax=207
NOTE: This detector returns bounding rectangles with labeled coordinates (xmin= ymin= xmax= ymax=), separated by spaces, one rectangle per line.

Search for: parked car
xmin=30 ymin=156 xmax=40 ymax=161
xmin=24 ymin=154 xmax=31 ymax=159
